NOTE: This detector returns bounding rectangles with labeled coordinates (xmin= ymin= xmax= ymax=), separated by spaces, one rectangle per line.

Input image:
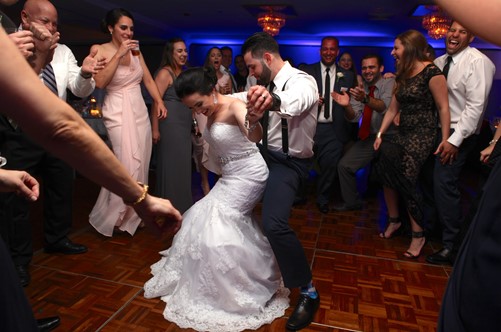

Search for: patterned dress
xmin=375 ymin=64 xmax=443 ymax=224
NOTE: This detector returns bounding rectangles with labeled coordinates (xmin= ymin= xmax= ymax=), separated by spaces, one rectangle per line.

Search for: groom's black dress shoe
xmin=286 ymin=294 xmax=320 ymax=331
xmin=36 ymin=316 xmax=60 ymax=331
xmin=15 ymin=264 xmax=30 ymax=287
xmin=426 ymin=247 xmax=453 ymax=265
xmin=44 ymin=238 xmax=87 ymax=255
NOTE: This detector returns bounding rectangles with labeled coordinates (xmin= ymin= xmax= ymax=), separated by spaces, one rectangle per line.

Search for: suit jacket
xmin=302 ymin=62 xmax=355 ymax=143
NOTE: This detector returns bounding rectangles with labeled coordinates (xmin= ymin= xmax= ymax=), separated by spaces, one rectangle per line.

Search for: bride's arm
xmin=233 ymin=100 xmax=263 ymax=143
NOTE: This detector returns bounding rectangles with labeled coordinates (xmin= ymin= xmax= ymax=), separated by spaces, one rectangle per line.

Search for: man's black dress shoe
xmin=426 ymin=247 xmax=453 ymax=265
xmin=44 ymin=238 xmax=87 ymax=255
xmin=15 ymin=264 xmax=30 ymax=287
xmin=333 ymin=202 xmax=363 ymax=212
xmin=37 ymin=316 xmax=60 ymax=332
xmin=317 ymin=203 xmax=329 ymax=214
xmin=286 ymin=294 xmax=320 ymax=331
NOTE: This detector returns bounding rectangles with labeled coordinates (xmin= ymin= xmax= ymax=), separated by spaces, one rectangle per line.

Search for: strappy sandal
xmin=379 ymin=217 xmax=402 ymax=239
xmin=403 ymin=231 xmax=426 ymax=259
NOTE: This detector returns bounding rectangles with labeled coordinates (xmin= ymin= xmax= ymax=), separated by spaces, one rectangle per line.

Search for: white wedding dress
xmin=144 ymin=122 xmax=289 ymax=331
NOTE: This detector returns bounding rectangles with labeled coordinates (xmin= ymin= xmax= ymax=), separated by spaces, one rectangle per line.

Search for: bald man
xmin=0 ymin=0 xmax=103 ymax=288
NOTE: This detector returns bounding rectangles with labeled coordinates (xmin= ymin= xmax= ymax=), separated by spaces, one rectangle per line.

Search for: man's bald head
xmin=22 ymin=0 xmax=58 ymax=34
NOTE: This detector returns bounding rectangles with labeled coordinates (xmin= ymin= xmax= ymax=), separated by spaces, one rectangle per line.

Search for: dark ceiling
xmin=3 ymin=0 xmax=498 ymax=49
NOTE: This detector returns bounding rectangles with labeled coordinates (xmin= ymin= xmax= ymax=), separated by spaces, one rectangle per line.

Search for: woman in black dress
xmin=373 ymin=30 xmax=450 ymax=258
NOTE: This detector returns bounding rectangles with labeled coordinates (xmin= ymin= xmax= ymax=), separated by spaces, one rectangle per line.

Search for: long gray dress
xmin=155 ymin=68 xmax=193 ymax=213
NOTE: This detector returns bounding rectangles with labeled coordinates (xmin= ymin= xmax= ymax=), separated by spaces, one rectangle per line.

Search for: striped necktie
xmin=42 ymin=64 xmax=58 ymax=95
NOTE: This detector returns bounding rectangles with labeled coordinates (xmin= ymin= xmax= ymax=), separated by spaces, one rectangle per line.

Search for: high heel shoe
xmin=379 ymin=217 xmax=402 ymax=239
xmin=403 ymin=231 xmax=426 ymax=259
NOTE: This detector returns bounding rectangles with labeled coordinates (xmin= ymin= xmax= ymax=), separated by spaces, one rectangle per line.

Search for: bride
xmin=143 ymin=67 xmax=289 ymax=331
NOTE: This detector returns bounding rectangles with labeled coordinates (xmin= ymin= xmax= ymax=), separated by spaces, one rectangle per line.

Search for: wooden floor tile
xmin=21 ymin=170 xmax=476 ymax=331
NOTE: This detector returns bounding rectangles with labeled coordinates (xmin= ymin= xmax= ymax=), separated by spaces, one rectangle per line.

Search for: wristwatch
xmin=269 ymin=93 xmax=281 ymax=112
xmin=362 ymin=94 xmax=370 ymax=104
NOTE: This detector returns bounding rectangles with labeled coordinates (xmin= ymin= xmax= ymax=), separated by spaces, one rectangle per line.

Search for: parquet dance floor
xmin=24 ymin=173 xmax=460 ymax=332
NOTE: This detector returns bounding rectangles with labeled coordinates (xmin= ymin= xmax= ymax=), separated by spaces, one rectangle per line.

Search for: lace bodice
xmin=204 ymin=122 xmax=259 ymax=164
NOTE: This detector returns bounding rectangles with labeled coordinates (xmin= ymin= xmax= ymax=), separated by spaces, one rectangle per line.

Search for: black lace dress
xmin=375 ymin=64 xmax=443 ymax=225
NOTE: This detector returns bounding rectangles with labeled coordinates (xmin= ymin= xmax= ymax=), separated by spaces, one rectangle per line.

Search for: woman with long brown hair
xmin=373 ymin=30 xmax=450 ymax=258
xmin=152 ymin=38 xmax=194 ymax=213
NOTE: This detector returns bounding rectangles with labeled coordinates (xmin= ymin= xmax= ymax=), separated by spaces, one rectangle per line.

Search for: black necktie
xmin=261 ymin=81 xmax=275 ymax=150
xmin=442 ymin=56 xmax=453 ymax=79
xmin=42 ymin=64 xmax=59 ymax=95
xmin=324 ymin=67 xmax=331 ymax=119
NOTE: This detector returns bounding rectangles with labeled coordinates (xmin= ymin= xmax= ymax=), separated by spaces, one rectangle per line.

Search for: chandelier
xmin=422 ymin=6 xmax=451 ymax=39
xmin=257 ymin=6 xmax=286 ymax=37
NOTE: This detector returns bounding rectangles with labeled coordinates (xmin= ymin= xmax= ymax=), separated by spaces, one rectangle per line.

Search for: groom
xmin=239 ymin=32 xmax=320 ymax=330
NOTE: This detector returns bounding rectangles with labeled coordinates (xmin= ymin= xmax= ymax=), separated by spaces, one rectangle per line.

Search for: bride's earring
xmin=213 ymin=94 xmax=218 ymax=105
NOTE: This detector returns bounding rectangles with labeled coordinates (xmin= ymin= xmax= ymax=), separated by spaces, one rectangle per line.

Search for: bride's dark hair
xmin=174 ymin=67 xmax=218 ymax=99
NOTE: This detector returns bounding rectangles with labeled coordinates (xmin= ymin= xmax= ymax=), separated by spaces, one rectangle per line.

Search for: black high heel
xmin=403 ymin=231 xmax=426 ymax=259
xmin=379 ymin=217 xmax=402 ymax=239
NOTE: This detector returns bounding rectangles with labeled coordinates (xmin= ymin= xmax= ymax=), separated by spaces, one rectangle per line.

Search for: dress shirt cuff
xmin=79 ymin=70 xmax=92 ymax=79
xmin=447 ymin=130 xmax=463 ymax=148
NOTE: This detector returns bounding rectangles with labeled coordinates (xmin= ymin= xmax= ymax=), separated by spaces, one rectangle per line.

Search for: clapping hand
xmin=7 ymin=30 xmax=35 ymax=58
xmin=331 ymin=90 xmax=350 ymax=107
xmin=348 ymin=86 xmax=366 ymax=103
xmin=81 ymin=48 xmax=106 ymax=77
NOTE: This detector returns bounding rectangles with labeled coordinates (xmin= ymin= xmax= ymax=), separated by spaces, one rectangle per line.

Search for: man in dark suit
xmin=303 ymin=36 xmax=355 ymax=213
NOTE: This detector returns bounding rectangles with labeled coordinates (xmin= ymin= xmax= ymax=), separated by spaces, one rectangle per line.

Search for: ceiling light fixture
xmin=257 ymin=6 xmax=286 ymax=37
xmin=422 ymin=6 xmax=451 ymax=40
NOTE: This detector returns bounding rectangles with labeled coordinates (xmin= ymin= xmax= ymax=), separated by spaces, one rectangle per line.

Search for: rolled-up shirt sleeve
xmin=275 ymin=73 xmax=318 ymax=119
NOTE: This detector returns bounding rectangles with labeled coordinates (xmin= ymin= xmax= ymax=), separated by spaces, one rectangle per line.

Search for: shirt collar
xmin=447 ymin=46 xmax=470 ymax=64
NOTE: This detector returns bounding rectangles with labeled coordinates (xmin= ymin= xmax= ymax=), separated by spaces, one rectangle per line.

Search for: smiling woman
xmin=88 ymin=8 xmax=168 ymax=237
xmin=152 ymin=38 xmax=194 ymax=213
xmin=143 ymin=67 xmax=289 ymax=332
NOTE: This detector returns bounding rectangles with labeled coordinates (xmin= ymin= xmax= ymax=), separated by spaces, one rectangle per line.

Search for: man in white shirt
xmin=426 ymin=21 xmax=495 ymax=265
xmin=0 ymin=0 xmax=103 ymax=287
xmin=237 ymin=32 xmax=320 ymax=330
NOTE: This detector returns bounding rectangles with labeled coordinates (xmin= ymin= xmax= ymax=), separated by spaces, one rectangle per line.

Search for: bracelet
xmin=489 ymin=138 xmax=499 ymax=145
xmin=376 ymin=131 xmax=382 ymax=139
xmin=79 ymin=71 xmax=92 ymax=79
xmin=125 ymin=182 xmax=149 ymax=206
xmin=244 ymin=113 xmax=259 ymax=132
